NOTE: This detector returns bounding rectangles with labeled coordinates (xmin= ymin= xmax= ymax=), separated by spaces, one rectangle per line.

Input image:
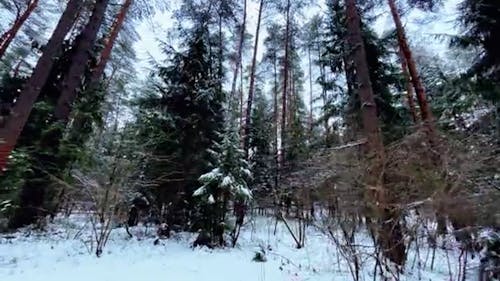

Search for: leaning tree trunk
xmin=0 ymin=0 xmax=82 ymax=172
xmin=0 ymin=0 xmax=39 ymax=60
xmin=346 ymin=0 xmax=406 ymax=267
xmin=397 ymin=46 xmax=418 ymax=123
xmin=55 ymin=0 xmax=110 ymax=122
xmin=91 ymin=0 xmax=132 ymax=83
xmin=388 ymin=0 xmax=437 ymax=144
xmin=242 ymin=0 xmax=264 ymax=158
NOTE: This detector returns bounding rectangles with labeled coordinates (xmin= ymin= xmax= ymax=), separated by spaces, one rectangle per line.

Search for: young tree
xmin=194 ymin=126 xmax=252 ymax=247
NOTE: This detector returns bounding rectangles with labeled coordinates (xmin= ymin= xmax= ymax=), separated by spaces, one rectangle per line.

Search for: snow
xmin=192 ymin=186 xmax=206 ymax=196
xmin=0 ymin=213 xmax=479 ymax=281
xmin=221 ymin=175 xmax=234 ymax=188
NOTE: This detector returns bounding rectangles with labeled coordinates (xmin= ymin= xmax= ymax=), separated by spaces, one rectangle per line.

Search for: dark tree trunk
xmin=54 ymin=0 xmax=110 ymax=122
xmin=243 ymin=0 xmax=264 ymax=158
xmin=91 ymin=0 xmax=132 ymax=83
xmin=0 ymin=0 xmax=82 ymax=172
xmin=230 ymin=0 xmax=247 ymax=109
xmin=318 ymin=44 xmax=330 ymax=146
xmin=346 ymin=0 xmax=406 ymax=267
xmin=308 ymin=46 xmax=313 ymax=141
xmin=0 ymin=0 xmax=39 ymax=60
xmin=273 ymin=55 xmax=279 ymax=190
xmin=279 ymin=0 xmax=291 ymax=168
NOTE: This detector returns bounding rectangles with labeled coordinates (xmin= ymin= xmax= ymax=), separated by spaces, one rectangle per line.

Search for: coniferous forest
xmin=0 ymin=0 xmax=499 ymax=280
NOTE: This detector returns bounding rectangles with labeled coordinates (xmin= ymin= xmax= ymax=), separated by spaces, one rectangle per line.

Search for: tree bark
xmin=54 ymin=0 xmax=110 ymax=122
xmin=308 ymin=46 xmax=313 ymax=141
xmin=346 ymin=0 xmax=406 ymax=267
xmin=397 ymin=46 xmax=418 ymax=123
xmin=0 ymin=0 xmax=82 ymax=172
xmin=0 ymin=0 xmax=39 ymax=60
xmin=388 ymin=0 xmax=436 ymax=139
xmin=279 ymin=0 xmax=291 ymax=168
xmin=273 ymin=54 xmax=279 ymax=190
xmin=230 ymin=0 xmax=247 ymax=109
xmin=318 ymin=44 xmax=330 ymax=146
xmin=91 ymin=0 xmax=132 ymax=83
xmin=242 ymin=0 xmax=264 ymax=158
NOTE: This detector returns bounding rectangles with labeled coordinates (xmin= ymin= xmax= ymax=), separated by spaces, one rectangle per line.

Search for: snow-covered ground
xmin=0 ymin=214 xmax=479 ymax=281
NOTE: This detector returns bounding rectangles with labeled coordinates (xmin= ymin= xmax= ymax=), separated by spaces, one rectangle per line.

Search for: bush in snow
xmin=193 ymin=127 xmax=252 ymax=247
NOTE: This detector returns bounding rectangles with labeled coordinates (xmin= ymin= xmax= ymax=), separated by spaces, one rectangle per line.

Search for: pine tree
xmin=4 ymin=37 xmax=104 ymax=228
xmin=0 ymin=0 xmax=83 ymax=171
xmin=345 ymin=0 xmax=406 ymax=266
xmin=55 ymin=0 xmax=110 ymax=122
xmin=387 ymin=0 xmax=439 ymax=149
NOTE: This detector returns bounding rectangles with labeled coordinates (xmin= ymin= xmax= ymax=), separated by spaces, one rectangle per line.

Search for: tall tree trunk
xmin=239 ymin=62 xmax=244 ymax=131
xmin=218 ymin=14 xmax=224 ymax=96
xmin=397 ymin=46 xmax=418 ymax=123
xmin=318 ymin=44 xmax=330 ymax=146
xmin=346 ymin=0 xmax=406 ymax=267
xmin=91 ymin=0 xmax=132 ymax=83
xmin=308 ymin=45 xmax=313 ymax=141
xmin=0 ymin=0 xmax=82 ymax=172
xmin=242 ymin=0 xmax=264 ymax=158
xmin=279 ymin=0 xmax=291 ymax=168
xmin=273 ymin=55 xmax=279 ymax=190
xmin=388 ymin=0 xmax=436 ymax=141
xmin=230 ymin=0 xmax=247 ymax=110
xmin=0 ymin=0 xmax=39 ymax=60
xmin=55 ymin=0 xmax=110 ymax=122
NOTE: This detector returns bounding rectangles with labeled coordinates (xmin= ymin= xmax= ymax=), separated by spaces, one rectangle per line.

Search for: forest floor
xmin=0 ymin=214 xmax=479 ymax=281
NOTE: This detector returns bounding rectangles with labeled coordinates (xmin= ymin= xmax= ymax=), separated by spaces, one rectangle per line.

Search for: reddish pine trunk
xmin=243 ymin=0 xmax=264 ymax=158
xmin=279 ymin=0 xmax=291 ymax=167
xmin=0 ymin=0 xmax=39 ymax=60
xmin=230 ymin=0 xmax=247 ymax=106
xmin=0 ymin=0 xmax=82 ymax=172
xmin=388 ymin=0 xmax=436 ymax=138
xmin=398 ymin=47 xmax=418 ymax=123
xmin=55 ymin=0 xmax=110 ymax=122
xmin=91 ymin=0 xmax=132 ymax=82
xmin=346 ymin=0 xmax=406 ymax=267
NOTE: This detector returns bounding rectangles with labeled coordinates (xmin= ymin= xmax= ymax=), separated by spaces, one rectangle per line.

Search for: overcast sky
xmin=131 ymin=0 xmax=462 ymax=113
xmin=133 ymin=0 xmax=461 ymax=68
